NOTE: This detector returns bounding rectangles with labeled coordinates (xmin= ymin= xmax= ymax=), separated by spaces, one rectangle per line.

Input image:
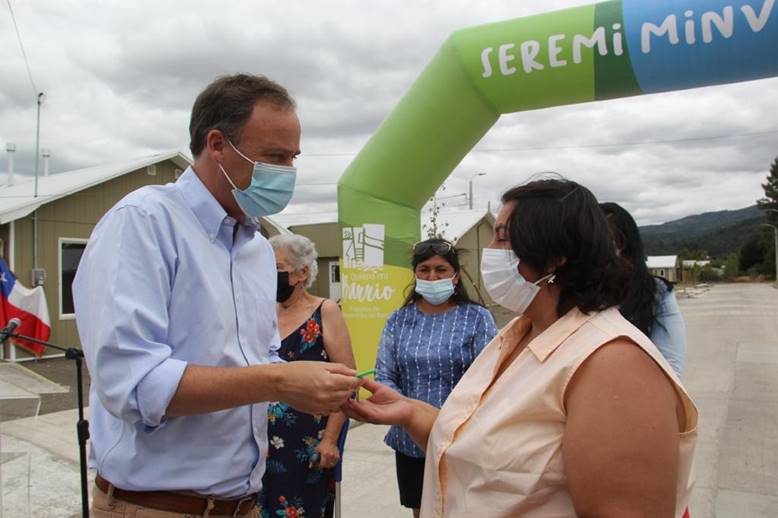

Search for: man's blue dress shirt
xmin=73 ymin=167 xmax=280 ymax=497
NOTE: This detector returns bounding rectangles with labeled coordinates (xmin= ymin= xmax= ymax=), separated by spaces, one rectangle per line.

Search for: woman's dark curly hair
xmin=600 ymin=201 xmax=673 ymax=337
xmin=402 ymin=238 xmax=477 ymax=307
xmin=501 ymin=177 xmax=629 ymax=317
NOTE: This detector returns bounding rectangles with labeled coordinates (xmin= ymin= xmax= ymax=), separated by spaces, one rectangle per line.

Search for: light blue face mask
xmin=219 ymin=140 xmax=297 ymax=218
xmin=415 ymin=277 xmax=456 ymax=306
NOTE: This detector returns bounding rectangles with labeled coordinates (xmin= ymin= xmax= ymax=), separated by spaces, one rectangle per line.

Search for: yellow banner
xmin=340 ymin=264 xmax=412 ymax=379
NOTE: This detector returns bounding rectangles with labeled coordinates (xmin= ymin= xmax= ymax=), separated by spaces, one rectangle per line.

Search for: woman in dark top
xmin=600 ymin=202 xmax=687 ymax=376
xmin=258 ymin=234 xmax=356 ymax=518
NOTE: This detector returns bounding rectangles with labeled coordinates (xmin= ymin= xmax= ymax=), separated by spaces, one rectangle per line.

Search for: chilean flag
xmin=0 ymin=258 xmax=51 ymax=356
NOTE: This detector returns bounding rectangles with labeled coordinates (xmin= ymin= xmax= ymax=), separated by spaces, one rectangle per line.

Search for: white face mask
xmin=480 ymin=248 xmax=555 ymax=314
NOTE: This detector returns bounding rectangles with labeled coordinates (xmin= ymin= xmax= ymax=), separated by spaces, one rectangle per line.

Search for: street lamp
xmin=34 ymin=91 xmax=45 ymax=198
xmin=468 ymin=172 xmax=486 ymax=210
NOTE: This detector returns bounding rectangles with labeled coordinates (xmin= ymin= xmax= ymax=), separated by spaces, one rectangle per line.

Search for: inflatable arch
xmin=337 ymin=0 xmax=778 ymax=371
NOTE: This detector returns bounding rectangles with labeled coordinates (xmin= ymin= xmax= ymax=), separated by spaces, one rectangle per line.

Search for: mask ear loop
xmin=220 ymin=138 xmax=254 ymax=191
xmin=227 ymin=139 xmax=256 ymax=165
xmin=218 ymin=163 xmax=240 ymax=190
xmin=534 ymin=272 xmax=556 ymax=286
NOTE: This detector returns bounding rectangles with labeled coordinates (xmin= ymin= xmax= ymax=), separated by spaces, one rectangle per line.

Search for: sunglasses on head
xmin=413 ymin=240 xmax=453 ymax=256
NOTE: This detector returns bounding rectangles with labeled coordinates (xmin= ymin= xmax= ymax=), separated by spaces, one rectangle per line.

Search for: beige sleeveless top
xmin=420 ymin=307 xmax=698 ymax=517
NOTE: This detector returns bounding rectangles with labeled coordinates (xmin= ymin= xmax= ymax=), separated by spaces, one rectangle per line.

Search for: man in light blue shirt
xmin=74 ymin=74 xmax=361 ymax=517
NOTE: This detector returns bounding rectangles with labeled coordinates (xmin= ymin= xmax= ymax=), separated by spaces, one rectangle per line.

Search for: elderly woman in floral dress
xmin=258 ymin=234 xmax=356 ymax=518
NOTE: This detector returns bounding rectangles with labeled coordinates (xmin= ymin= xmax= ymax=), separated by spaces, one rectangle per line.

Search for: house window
xmin=59 ymin=239 xmax=88 ymax=319
xmin=147 ymin=164 xmax=157 ymax=176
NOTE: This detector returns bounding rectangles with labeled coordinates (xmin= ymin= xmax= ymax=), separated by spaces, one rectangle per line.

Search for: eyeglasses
xmin=413 ymin=240 xmax=453 ymax=256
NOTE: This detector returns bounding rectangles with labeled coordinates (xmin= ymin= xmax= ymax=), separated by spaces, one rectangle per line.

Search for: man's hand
xmin=274 ymin=362 xmax=361 ymax=415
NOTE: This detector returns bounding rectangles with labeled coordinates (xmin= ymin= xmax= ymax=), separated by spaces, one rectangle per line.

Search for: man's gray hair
xmin=269 ymin=234 xmax=319 ymax=288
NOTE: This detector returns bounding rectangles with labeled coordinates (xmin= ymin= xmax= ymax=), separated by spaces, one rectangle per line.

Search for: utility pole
xmin=468 ymin=172 xmax=486 ymax=210
xmin=764 ymin=209 xmax=778 ymax=283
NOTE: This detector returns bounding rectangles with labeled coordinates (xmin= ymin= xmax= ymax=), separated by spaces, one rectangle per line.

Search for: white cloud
xmin=1 ymin=0 xmax=775 ymax=226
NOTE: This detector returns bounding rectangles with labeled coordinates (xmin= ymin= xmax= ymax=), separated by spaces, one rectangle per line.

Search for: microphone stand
xmin=6 ymin=332 xmax=90 ymax=518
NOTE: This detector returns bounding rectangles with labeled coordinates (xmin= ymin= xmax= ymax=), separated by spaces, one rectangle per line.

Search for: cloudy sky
xmin=1 ymin=0 xmax=776 ymax=225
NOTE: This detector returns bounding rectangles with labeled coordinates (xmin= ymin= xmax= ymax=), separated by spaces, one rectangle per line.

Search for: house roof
xmin=428 ymin=208 xmax=494 ymax=243
xmin=646 ymin=255 xmax=679 ymax=269
xmin=271 ymin=208 xmax=494 ymax=244
xmin=682 ymin=259 xmax=710 ymax=268
xmin=260 ymin=216 xmax=292 ymax=236
xmin=0 ymin=150 xmax=191 ymax=225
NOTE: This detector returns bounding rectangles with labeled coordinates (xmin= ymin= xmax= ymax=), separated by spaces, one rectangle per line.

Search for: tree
xmin=423 ymin=185 xmax=450 ymax=239
xmin=723 ymin=252 xmax=740 ymax=279
xmin=739 ymin=235 xmax=766 ymax=273
xmin=757 ymin=156 xmax=778 ymax=225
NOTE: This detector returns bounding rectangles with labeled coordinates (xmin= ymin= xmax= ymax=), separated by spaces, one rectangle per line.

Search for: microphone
xmin=0 ymin=317 xmax=21 ymax=343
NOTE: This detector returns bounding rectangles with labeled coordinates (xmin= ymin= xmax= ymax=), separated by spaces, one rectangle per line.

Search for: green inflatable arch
xmin=337 ymin=0 xmax=778 ymax=371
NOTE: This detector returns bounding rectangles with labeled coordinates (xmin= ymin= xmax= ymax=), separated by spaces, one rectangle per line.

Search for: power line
xmin=472 ymin=128 xmax=778 ymax=153
xmin=5 ymin=0 xmax=37 ymax=97
xmin=301 ymin=128 xmax=778 ymax=158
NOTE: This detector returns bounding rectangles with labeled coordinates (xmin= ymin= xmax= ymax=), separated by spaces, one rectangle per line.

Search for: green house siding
xmin=9 ymin=159 xmax=182 ymax=359
xmin=287 ymin=223 xmax=342 ymax=300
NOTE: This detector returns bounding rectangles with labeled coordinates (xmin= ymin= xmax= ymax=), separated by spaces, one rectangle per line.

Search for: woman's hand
xmin=312 ymin=439 xmax=340 ymax=469
xmin=342 ymin=379 xmax=414 ymax=426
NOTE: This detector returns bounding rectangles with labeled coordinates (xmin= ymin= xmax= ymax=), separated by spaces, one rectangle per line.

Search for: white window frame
xmin=59 ymin=237 xmax=88 ymax=320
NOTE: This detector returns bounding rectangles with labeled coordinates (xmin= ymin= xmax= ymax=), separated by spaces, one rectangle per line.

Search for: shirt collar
xmin=527 ymin=307 xmax=596 ymax=362
xmin=175 ymin=167 xmax=258 ymax=240
xmin=496 ymin=315 xmax=530 ymax=350
xmin=495 ymin=307 xmax=597 ymax=362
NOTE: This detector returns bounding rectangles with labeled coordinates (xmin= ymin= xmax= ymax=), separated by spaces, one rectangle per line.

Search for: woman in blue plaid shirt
xmin=375 ymin=238 xmax=497 ymax=518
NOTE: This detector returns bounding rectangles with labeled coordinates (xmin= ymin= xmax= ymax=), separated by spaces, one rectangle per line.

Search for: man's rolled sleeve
xmin=136 ymin=358 xmax=188 ymax=429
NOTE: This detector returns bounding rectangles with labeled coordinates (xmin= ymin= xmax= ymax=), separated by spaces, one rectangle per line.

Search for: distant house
xmin=271 ymin=209 xmax=495 ymax=305
xmin=647 ymin=255 xmax=680 ymax=282
xmin=0 ymin=150 xmax=191 ymax=360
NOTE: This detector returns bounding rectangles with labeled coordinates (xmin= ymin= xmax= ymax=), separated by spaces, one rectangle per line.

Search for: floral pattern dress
xmin=259 ymin=302 xmax=336 ymax=518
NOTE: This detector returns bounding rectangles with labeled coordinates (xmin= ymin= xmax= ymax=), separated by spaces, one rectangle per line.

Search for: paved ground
xmin=681 ymin=283 xmax=778 ymax=516
xmin=1 ymin=283 xmax=776 ymax=517
xmin=0 ymin=354 xmax=91 ymax=422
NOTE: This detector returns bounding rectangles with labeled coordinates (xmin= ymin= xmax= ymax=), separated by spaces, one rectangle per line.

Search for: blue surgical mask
xmin=219 ymin=140 xmax=296 ymax=217
xmin=415 ymin=277 xmax=455 ymax=306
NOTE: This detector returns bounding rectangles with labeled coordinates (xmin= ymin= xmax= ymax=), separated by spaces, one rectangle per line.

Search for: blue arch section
xmin=624 ymin=0 xmax=778 ymax=93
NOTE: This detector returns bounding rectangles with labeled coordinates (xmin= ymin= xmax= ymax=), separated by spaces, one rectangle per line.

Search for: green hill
xmin=640 ymin=206 xmax=768 ymax=258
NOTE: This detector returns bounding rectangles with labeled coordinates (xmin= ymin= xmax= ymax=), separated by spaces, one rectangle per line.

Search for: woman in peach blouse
xmin=345 ymin=178 xmax=698 ymax=517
